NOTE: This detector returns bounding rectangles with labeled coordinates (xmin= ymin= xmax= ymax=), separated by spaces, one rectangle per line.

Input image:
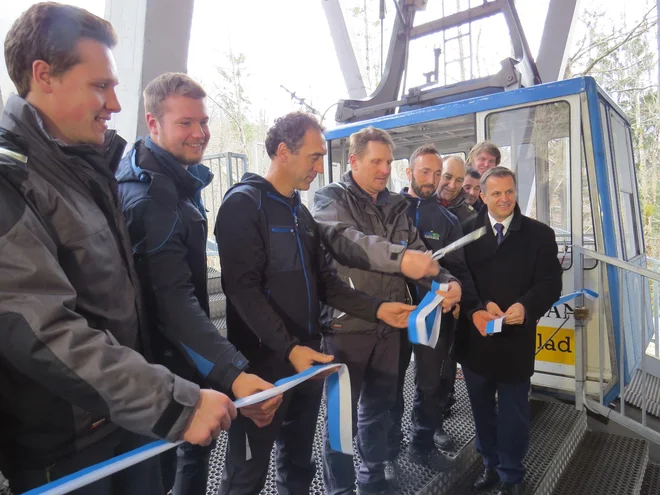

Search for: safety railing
xmin=648 ymin=257 xmax=660 ymax=359
xmin=573 ymin=246 xmax=660 ymax=446
xmin=200 ymin=152 xmax=247 ymax=257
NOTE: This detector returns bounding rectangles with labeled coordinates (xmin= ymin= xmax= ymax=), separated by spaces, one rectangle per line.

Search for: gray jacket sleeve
xmin=312 ymin=185 xmax=406 ymax=274
xmin=312 ymin=185 xmax=456 ymax=284
xmin=0 ymin=198 xmax=200 ymax=442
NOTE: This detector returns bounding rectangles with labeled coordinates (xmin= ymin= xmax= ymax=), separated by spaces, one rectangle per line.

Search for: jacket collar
xmin=342 ymin=170 xmax=390 ymax=206
xmin=400 ymin=186 xmax=436 ymax=205
xmin=0 ymin=94 xmax=126 ymax=179
xmin=438 ymin=188 xmax=469 ymax=208
xmin=130 ymin=137 xmax=212 ymax=197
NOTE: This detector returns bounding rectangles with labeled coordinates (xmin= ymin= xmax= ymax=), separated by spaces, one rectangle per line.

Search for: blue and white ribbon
xmin=431 ymin=226 xmax=487 ymax=261
xmin=485 ymin=289 xmax=599 ymax=335
xmin=407 ymin=281 xmax=449 ymax=347
xmin=25 ymin=363 xmax=351 ymax=495
xmin=551 ymin=288 xmax=599 ymax=308
xmin=486 ymin=316 xmax=505 ymax=335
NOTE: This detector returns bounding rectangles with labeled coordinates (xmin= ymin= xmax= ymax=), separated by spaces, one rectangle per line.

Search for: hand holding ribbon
xmin=26 ymin=364 xmax=353 ymax=495
xmin=231 ymin=372 xmax=282 ymax=428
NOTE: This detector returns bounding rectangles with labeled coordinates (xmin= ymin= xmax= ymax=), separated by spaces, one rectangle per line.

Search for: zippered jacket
xmin=0 ymin=96 xmax=199 ymax=470
xmin=215 ymin=173 xmax=382 ymax=365
xmin=311 ymin=172 xmax=458 ymax=334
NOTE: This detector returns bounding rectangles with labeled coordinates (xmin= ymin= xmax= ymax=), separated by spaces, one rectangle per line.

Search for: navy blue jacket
xmin=401 ymin=187 xmax=480 ymax=313
xmin=215 ymin=173 xmax=382 ymax=375
xmin=117 ymin=139 xmax=248 ymax=394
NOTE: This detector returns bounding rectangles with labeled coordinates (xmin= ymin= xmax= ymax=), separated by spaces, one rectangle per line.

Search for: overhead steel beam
xmin=335 ymin=0 xmax=417 ymax=123
xmin=536 ymin=0 xmax=581 ymax=82
xmin=321 ymin=0 xmax=367 ymax=99
xmin=411 ymin=0 xmax=502 ymax=40
xmin=499 ymin=0 xmax=542 ymax=87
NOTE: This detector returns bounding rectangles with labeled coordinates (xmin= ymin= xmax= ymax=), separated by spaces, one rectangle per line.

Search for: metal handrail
xmin=201 ymin=152 xmax=248 ymax=257
xmin=573 ymin=245 xmax=660 ymax=446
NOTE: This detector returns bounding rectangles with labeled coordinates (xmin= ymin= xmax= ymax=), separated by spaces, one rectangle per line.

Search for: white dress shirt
xmin=488 ymin=212 xmax=514 ymax=237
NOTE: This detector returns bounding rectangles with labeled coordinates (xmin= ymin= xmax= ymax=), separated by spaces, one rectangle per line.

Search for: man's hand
xmin=452 ymin=303 xmax=460 ymax=319
xmin=436 ymin=281 xmax=462 ymax=312
xmin=183 ymin=389 xmax=237 ymax=446
xmin=288 ymin=345 xmax=334 ymax=373
xmin=504 ymin=303 xmax=526 ymax=325
xmin=486 ymin=301 xmax=504 ymax=317
xmin=401 ymin=250 xmax=440 ymax=280
xmin=472 ymin=310 xmax=497 ymax=337
xmin=231 ymin=372 xmax=282 ymax=428
xmin=377 ymin=302 xmax=417 ymax=328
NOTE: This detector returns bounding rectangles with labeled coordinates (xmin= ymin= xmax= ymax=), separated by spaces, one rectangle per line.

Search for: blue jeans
xmin=322 ymin=331 xmax=401 ymax=494
xmin=219 ymin=346 xmax=323 ymax=495
xmin=161 ymin=440 xmax=214 ymax=495
xmin=462 ymin=366 xmax=531 ymax=484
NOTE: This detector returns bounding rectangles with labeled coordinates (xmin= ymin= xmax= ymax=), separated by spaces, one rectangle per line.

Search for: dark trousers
xmin=6 ymin=430 xmax=162 ymax=495
xmin=409 ymin=318 xmax=455 ymax=452
xmin=462 ymin=366 xmax=531 ymax=484
xmin=160 ymin=440 xmax=214 ymax=495
xmin=387 ymin=331 xmax=412 ymax=461
xmin=219 ymin=361 xmax=323 ymax=495
xmin=322 ymin=331 xmax=400 ymax=495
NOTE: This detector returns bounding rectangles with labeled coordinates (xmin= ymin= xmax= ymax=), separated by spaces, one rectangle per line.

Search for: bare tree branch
xmin=580 ymin=10 xmax=656 ymax=75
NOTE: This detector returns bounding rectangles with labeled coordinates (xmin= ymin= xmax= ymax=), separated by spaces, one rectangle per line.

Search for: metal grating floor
xmin=552 ymin=431 xmax=648 ymax=495
xmin=624 ymin=369 xmax=660 ymax=418
xmin=205 ymin=364 xmax=476 ymax=494
xmin=445 ymin=401 xmax=584 ymax=495
xmin=641 ymin=462 xmax=660 ymax=495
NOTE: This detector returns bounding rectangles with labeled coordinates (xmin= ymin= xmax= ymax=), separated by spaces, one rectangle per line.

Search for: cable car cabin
xmin=321 ymin=76 xmax=650 ymax=404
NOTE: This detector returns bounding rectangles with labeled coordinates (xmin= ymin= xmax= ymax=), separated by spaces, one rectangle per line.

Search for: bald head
xmin=437 ymin=156 xmax=467 ymax=202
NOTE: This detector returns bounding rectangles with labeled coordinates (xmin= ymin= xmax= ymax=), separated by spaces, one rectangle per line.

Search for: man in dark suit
xmin=459 ymin=167 xmax=562 ymax=495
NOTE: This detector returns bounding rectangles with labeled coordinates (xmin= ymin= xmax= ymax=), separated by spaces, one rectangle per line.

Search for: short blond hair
xmin=349 ymin=126 xmax=395 ymax=158
xmin=143 ymin=72 xmax=206 ymax=120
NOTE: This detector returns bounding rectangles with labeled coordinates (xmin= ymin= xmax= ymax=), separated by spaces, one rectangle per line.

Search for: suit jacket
xmin=456 ymin=204 xmax=562 ymax=382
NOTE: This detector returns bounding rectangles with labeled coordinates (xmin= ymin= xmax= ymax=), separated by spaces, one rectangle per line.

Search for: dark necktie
xmin=494 ymin=223 xmax=504 ymax=245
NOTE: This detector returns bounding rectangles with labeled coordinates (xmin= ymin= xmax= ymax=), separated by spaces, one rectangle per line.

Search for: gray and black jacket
xmin=312 ymin=172 xmax=457 ymax=334
xmin=0 ymin=96 xmax=199 ymax=471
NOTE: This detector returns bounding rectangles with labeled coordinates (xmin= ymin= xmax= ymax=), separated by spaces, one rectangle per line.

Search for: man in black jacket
xmin=394 ymin=144 xmax=484 ymax=464
xmin=312 ymin=128 xmax=464 ymax=495
xmin=117 ymin=73 xmax=282 ymax=495
xmin=436 ymin=155 xmax=478 ymax=232
xmin=214 ymin=113 xmax=414 ymax=495
xmin=0 ymin=5 xmax=235 ymax=494
xmin=459 ymin=167 xmax=562 ymax=495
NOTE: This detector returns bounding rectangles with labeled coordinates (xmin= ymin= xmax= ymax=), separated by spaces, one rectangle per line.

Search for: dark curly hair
xmin=265 ymin=112 xmax=325 ymax=159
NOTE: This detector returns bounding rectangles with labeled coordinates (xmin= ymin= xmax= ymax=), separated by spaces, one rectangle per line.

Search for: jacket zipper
xmin=293 ymin=207 xmax=313 ymax=334
xmin=267 ymin=193 xmax=313 ymax=334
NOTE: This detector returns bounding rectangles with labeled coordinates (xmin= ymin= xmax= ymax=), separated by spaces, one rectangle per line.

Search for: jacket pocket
xmin=268 ymin=225 xmax=299 ymax=272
